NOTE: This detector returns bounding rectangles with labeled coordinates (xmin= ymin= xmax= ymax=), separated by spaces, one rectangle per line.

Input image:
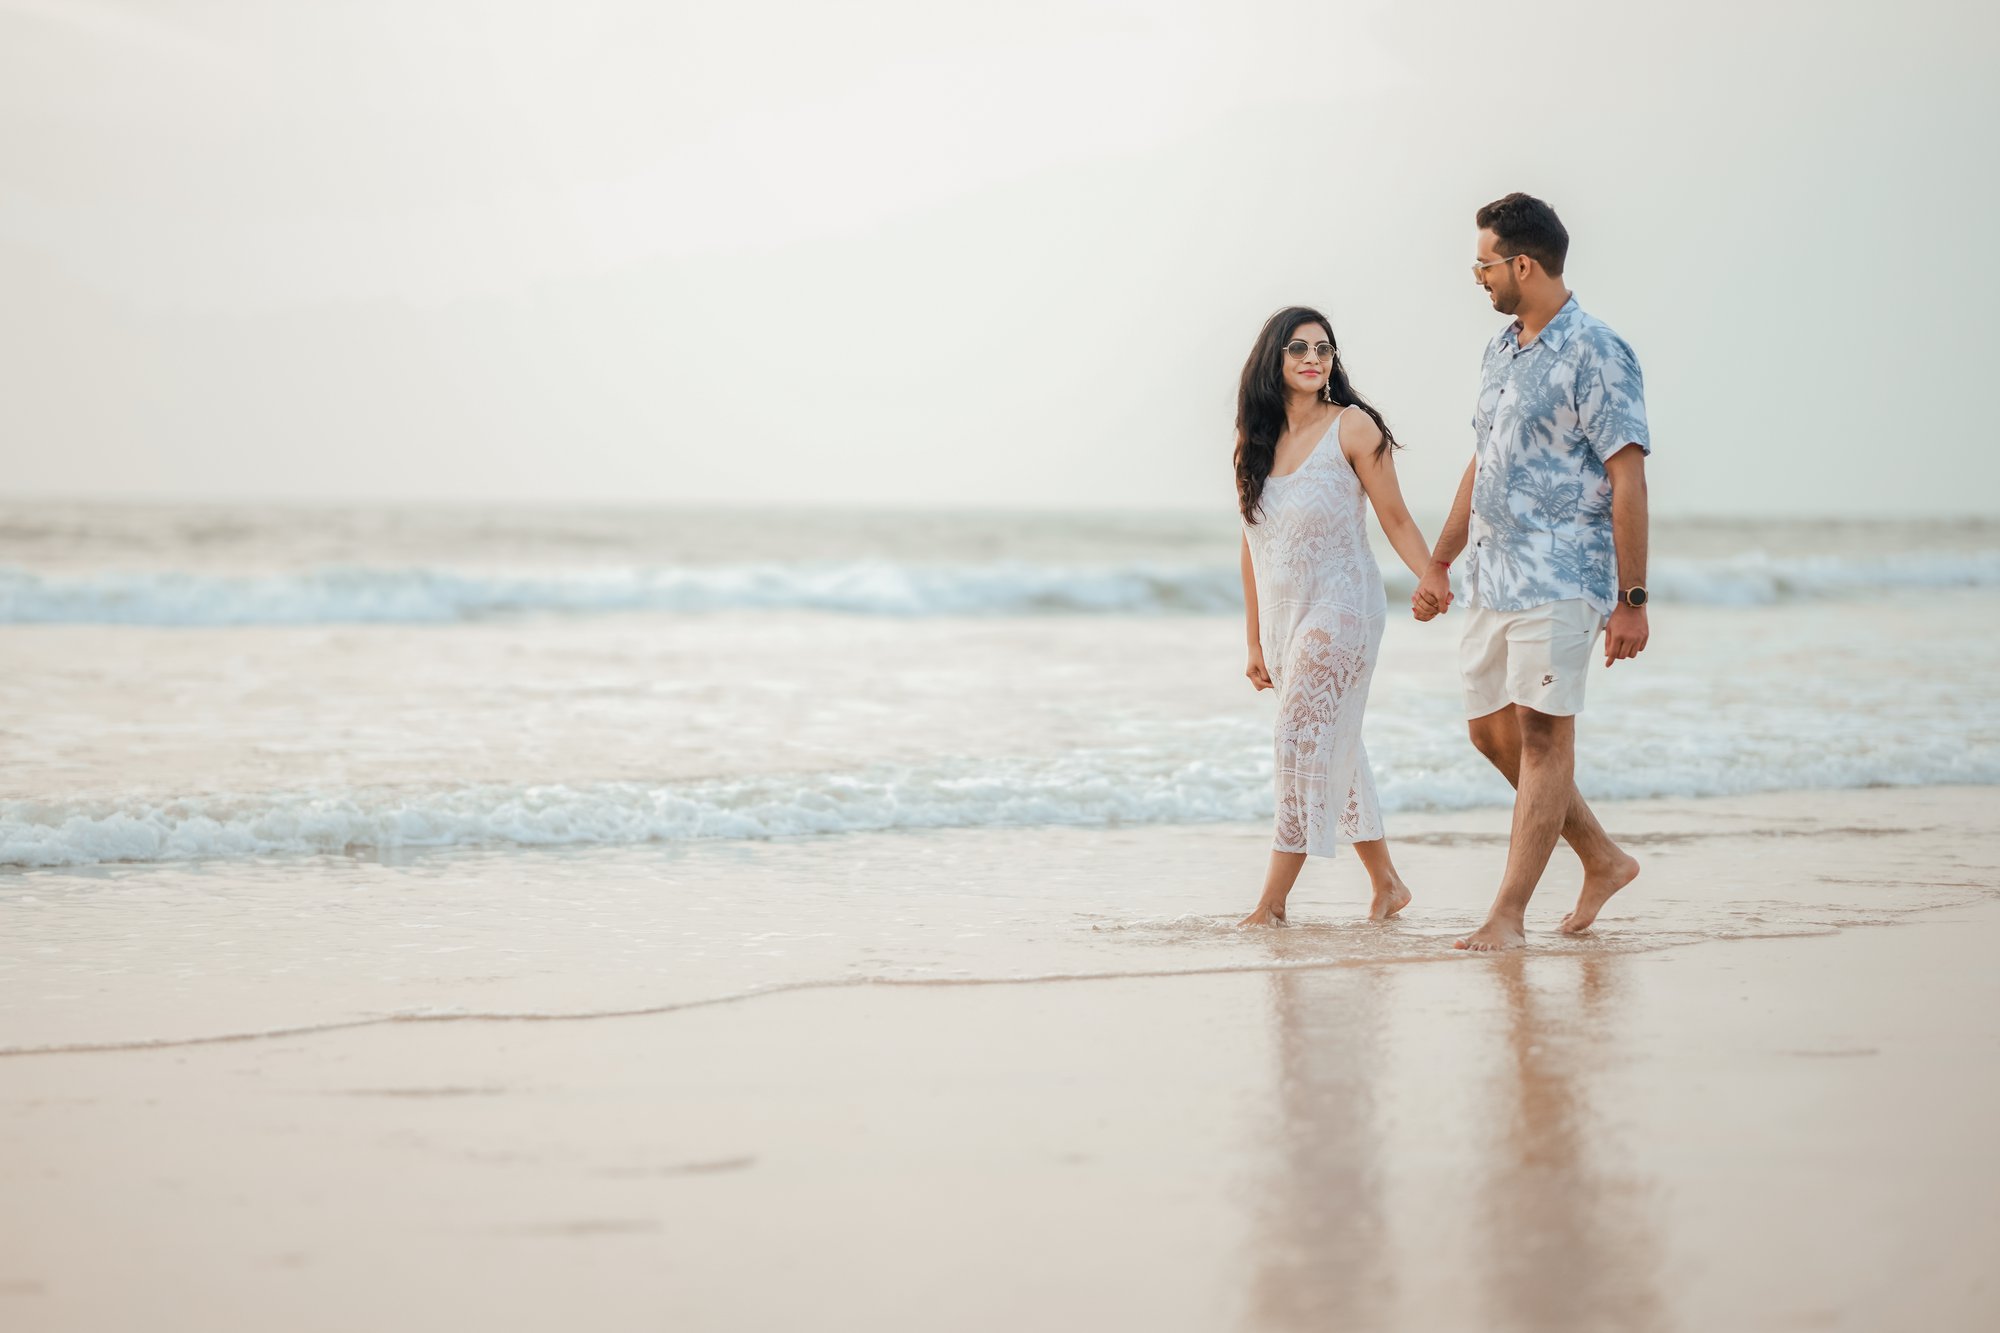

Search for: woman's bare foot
xmin=1368 ymin=877 xmax=1412 ymax=922
xmin=1560 ymin=851 xmax=1641 ymax=935
xmin=1454 ymin=918 xmax=1527 ymax=951
xmin=1238 ymin=903 xmax=1288 ymax=927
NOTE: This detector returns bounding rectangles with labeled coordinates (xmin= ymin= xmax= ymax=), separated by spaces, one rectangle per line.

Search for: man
xmin=1413 ymin=192 xmax=1650 ymax=951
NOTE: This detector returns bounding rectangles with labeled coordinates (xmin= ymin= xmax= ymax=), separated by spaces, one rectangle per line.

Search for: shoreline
xmin=8 ymin=768 xmax=1993 ymax=873
xmin=1 ymin=839 xmax=1995 ymax=1330
xmin=0 ymin=786 xmax=1995 ymax=1329
xmin=3 ymin=785 xmax=1994 ymax=1059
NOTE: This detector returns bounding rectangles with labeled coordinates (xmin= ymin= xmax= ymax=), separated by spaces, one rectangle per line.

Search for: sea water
xmin=1 ymin=503 xmax=1995 ymax=1048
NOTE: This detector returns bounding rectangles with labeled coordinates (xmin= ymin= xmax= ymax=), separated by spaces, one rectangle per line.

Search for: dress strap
xmin=1315 ymin=404 xmax=1350 ymax=453
xmin=1322 ymin=404 xmax=1352 ymax=463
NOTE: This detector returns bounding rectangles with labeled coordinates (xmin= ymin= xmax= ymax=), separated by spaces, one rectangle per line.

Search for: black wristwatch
xmin=1620 ymin=585 xmax=1649 ymax=608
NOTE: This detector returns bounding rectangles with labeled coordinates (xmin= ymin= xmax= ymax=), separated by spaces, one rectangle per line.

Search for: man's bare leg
xmin=1465 ymin=707 xmax=1640 ymax=935
xmin=1350 ymin=838 xmax=1413 ymax=921
xmin=1457 ymin=707 xmax=1586 ymax=951
xmin=1240 ymin=850 xmax=1308 ymax=926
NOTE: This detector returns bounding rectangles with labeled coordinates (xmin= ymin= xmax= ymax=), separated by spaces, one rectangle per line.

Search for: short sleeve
xmin=1576 ymin=330 xmax=1650 ymax=463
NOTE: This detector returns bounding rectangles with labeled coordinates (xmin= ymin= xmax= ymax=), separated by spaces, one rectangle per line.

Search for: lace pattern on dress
xmin=1244 ymin=409 xmax=1389 ymax=856
xmin=1271 ymin=608 xmax=1384 ymax=852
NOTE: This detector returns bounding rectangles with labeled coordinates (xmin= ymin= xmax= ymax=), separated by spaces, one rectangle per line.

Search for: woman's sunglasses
xmin=1283 ymin=340 xmax=1335 ymax=360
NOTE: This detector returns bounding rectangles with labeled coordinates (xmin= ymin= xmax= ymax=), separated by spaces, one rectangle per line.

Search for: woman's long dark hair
xmin=1234 ymin=306 xmax=1399 ymax=523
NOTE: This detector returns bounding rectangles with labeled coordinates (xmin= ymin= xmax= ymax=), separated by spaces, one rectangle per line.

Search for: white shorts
xmin=1459 ymin=599 xmax=1607 ymax=719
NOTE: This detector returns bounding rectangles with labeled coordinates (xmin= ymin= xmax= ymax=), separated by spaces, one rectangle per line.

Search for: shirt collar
xmin=1505 ymin=293 xmax=1583 ymax=354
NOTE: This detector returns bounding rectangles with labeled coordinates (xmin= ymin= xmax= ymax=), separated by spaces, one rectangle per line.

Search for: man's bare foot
xmin=1560 ymin=851 xmax=1641 ymax=934
xmin=1368 ymin=878 xmax=1412 ymax=922
xmin=1454 ymin=919 xmax=1527 ymax=952
xmin=1238 ymin=904 xmax=1287 ymax=927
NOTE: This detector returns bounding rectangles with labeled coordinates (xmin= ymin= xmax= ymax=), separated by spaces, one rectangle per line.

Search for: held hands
xmin=1604 ymin=604 xmax=1649 ymax=666
xmin=1246 ymin=645 xmax=1273 ymax=692
xmin=1411 ymin=562 xmax=1454 ymax=622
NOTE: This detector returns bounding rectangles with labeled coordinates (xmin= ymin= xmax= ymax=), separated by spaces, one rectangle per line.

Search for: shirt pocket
xmin=1547 ymin=362 xmax=1584 ymax=446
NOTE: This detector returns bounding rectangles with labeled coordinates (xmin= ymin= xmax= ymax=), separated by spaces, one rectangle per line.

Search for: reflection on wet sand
xmin=1242 ymin=945 xmax=1666 ymax=1332
xmin=1243 ymin=937 xmax=1393 ymax=1331
xmin=1480 ymin=953 xmax=1665 ymax=1333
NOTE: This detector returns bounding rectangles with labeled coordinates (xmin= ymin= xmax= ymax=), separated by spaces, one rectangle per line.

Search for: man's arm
xmin=1602 ymin=444 xmax=1648 ymax=666
xmin=1413 ymin=459 xmax=1474 ymax=617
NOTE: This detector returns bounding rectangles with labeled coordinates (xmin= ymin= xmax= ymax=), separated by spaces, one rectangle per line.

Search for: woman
xmin=1235 ymin=306 xmax=1443 ymax=926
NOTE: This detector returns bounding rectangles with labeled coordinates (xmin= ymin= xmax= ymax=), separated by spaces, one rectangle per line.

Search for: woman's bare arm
xmin=1241 ymin=532 xmax=1271 ymax=690
xmin=1343 ymin=411 xmax=1439 ymax=586
xmin=1240 ymin=532 xmax=1260 ymax=645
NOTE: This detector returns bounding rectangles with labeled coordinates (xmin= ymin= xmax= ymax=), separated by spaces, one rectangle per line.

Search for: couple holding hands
xmin=1235 ymin=192 xmax=1651 ymax=951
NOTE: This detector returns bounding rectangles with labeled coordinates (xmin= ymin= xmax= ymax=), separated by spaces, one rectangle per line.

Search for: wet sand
xmin=1 ymin=788 xmax=1997 ymax=1331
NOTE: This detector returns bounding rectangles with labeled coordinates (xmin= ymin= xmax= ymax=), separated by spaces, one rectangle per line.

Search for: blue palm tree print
xmin=1461 ymin=297 xmax=1650 ymax=617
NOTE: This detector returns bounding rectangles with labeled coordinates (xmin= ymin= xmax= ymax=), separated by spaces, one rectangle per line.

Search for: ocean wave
xmin=2 ymin=550 xmax=1996 ymax=626
xmin=8 ymin=735 xmax=1995 ymax=869
xmin=0 ymin=561 xmax=1239 ymax=624
xmin=1644 ymin=549 xmax=2000 ymax=605
xmin=0 ymin=754 xmax=1265 ymax=868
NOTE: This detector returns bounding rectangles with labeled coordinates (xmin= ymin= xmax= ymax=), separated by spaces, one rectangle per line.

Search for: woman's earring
xmin=1320 ymin=379 xmax=1334 ymax=404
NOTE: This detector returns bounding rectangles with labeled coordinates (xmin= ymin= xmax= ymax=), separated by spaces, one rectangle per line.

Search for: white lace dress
xmin=1244 ymin=407 xmax=1388 ymax=854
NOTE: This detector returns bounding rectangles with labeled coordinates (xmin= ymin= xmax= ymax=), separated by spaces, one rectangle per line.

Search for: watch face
xmin=1626 ymin=587 xmax=1648 ymax=607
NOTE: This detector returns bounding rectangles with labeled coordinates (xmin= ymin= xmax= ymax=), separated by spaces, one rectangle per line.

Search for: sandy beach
xmin=3 ymin=786 xmax=1996 ymax=1332
xmin=8 ymin=4 xmax=1998 ymax=1328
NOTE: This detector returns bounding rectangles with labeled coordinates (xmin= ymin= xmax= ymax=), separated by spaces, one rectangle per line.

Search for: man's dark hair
xmin=1476 ymin=192 xmax=1568 ymax=276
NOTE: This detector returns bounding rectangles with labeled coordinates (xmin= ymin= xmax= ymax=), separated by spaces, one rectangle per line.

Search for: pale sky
xmin=3 ymin=0 xmax=1995 ymax=515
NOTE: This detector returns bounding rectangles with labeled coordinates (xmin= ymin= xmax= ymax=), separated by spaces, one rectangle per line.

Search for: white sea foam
xmin=4 ymin=549 xmax=1998 ymax=625
xmin=1643 ymin=549 xmax=2000 ymax=605
xmin=0 ymin=755 xmax=1261 ymax=868
xmin=9 ymin=732 xmax=1995 ymax=869
xmin=0 ymin=561 xmax=1239 ymax=624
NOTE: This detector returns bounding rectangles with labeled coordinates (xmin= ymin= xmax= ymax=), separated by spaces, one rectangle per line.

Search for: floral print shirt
xmin=1464 ymin=295 xmax=1651 ymax=617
